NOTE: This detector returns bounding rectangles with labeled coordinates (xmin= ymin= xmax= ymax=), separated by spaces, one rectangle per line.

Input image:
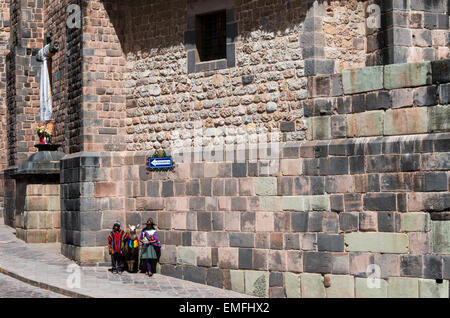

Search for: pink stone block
xmin=218 ymin=248 xmax=238 ymax=269
xmin=350 ymin=252 xmax=373 ymax=276
xmin=286 ymin=250 xmax=303 ymax=273
xmin=268 ymin=250 xmax=286 ymax=271
xmin=359 ymin=212 xmax=377 ymax=231
xmin=255 ymin=212 xmax=275 ymax=232
xmin=192 ymin=232 xmax=207 ymax=247
xmin=409 ymin=232 xmax=431 ymax=254
xmin=239 ymin=178 xmax=255 ymax=196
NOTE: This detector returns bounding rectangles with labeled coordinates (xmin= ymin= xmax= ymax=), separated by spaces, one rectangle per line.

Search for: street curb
xmin=0 ymin=266 xmax=92 ymax=298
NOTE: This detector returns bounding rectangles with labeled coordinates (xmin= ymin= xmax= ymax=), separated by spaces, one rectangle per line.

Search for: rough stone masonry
xmin=0 ymin=0 xmax=449 ymax=298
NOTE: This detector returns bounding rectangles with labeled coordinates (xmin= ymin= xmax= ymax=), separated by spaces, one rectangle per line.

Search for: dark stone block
xmin=291 ymin=212 xmax=308 ymax=232
xmin=367 ymin=155 xmax=399 ymax=173
xmin=269 ymin=272 xmax=283 ymax=287
xmin=317 ymin=234 xmax=344 ymax=252
xmin=238 ymin=248 xmax=253 ymax=269
xmin=284 ymin=233 xmax=300 ymax=250
xmin=320 ymin=157 xmax=348 ymax=175
xmin=303 ymin=252 xmax=332 ymax=273
xmin=232 ymin=163 xmax=247 ymax=177
xmin=161 ymin=181 xmax=174 ymax=197
xmin=186 ymin=180 xmax=200 ymax=196
xmin=182 ymin=231 xmax=192 ymax=246
xmin=414 ymin=85 xmax=438 ymax=106
xmin=331 ymin=115 xmax=346 ymax=138
xmin=147 ymin=181 xmax=160 ymax=197
xmin=414 ymin=172 xmax=448 ymax=192
xmin=197 ymin=212 xmax=211 ymax=231
xmin=339 ymin=213 xmax=358 ymax=232
xmin=189 ymin=197 xmax=205 ymax=211
xmin=363 ymin=193 xmax=396 ymax=211
xmin=378 ymin=211 xmax=395 ymax=232
xmin=303 ymin=159 xmax=320 ymax=176
xmin=308 ymin=212 xmax=323 ymax=232
xmin=229 ymin=232 xmax=254 ymax=248
xmin=183 ymin=265 xmax=207 ymax=284
xmin=401 ymin=154 xmax=420 ymax=172
xmin=226 ymin=22 xmax=238 ymax=43
xmin=161 ymin=264 xmax=183 ymax=279
xmin=278 ymin=177 xmax=293 ymax=196
xmin=330 ymin=194 xmax=344 ymax=212
xmin=440 ymin=83 xmax=450 ymax=104
xmin=314 ymin=142 xmax=329 ymax=158
xmin=400 ymin=255 xmax=423 ymax=277
xmin=383 ymin=140 xmax=401 ymax=154
xmin=432 ymin=59 xmax=450 ymax=83
xmin=310 ymin=176 xmax=324 ymax=195
xmin=444 ymin=256 xmax=450 ymax=279
xmin=206 ymin=268 xmax=223 ymax=289
xmin=247 ymin=162 xmax=258 ymax=177
xmin=424 ymin=255 xmax=443 ymax=279
xmin=242 ymin=75 xmax=254 ymax=85
xmin=349 ymin=156 xmax=364 ymax=174
xmin=226 ymin=43 xmax=235 ymax=68
xmin=280 ymin=121 xmax=295 ymax=132
xmin=351 ymin=94 xmax=366 ymax=113
xmin=344 ymin=193 xmax=362 ymax=212
xmin=337 ymin=96 xmax=351 ymax=114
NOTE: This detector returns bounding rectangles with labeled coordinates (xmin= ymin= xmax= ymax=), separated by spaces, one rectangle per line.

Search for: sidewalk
xmin=0 ymin=219 xmax=249 ymax=298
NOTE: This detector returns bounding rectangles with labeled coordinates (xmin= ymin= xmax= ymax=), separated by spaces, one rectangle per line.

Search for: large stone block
xmin=282 ymin=196 xmax=306 ymax=211
xmin=326 ymin=275 xmax=354 ymax=298
xmin=428 ymin=105 xmax=450 ymax=132
xmin=230 ymin=270 xmax=245 ymax=294
xmin=388 ymin=277 xmax=419 ymax=298
xmin=342 ymin=66 xmax=384 ymax=94
xmin=300 ymin=273 xmax=326 ymax=298
xmin=344 ymin=232 xmax=409 ymax=253
xmin=284 ymin=272 xmax=301 ymax=298
xmin=384 ymin=108 xmax=428 ymax=135
xmin=432 ymin=221 xmax=450 ymax=254
xmin=245 ymin=271 xmax=269 ymax=298
xmin=254 ymin=177 xmax=277 ymax=195
xmin=355 ymin=277 xmax=388 ymax=298
xmin=419 ymin=279 xmax=449 ymax=298
xmin=177 ymin=246 xmax=197 ymax=266
xmin=400 ymin=213 xmax=430 ymax=232
xmin=384 ymin=62 xmax=432 ymax=89
xmin=347 ymin=111 xmax=384 ymax=137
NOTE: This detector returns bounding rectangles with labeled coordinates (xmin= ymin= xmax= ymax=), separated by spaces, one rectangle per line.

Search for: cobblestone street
xmin=0 ymin=273 xmax=67 ymax=298
xmin=0 ymin=218 xmax=249 ymax=298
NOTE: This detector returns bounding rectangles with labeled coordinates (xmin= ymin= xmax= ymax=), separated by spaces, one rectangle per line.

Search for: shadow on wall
xmin=101 ymin=0 xmax=363 ymax=56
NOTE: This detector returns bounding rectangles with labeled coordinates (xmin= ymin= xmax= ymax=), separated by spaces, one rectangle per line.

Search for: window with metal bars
xmin=196 ymin=10 xmax=227 ymax=62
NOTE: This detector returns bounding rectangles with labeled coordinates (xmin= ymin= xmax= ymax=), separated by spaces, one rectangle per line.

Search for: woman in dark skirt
xmin=139 ymin=218 xmax=161 ymax=277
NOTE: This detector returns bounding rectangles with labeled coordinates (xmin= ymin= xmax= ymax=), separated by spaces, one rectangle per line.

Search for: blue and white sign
xmin=148 ymin=157 xmax=173 ymax=169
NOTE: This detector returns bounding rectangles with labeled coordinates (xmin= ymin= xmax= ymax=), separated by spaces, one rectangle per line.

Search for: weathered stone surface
xmin=342 ymin=66 xmax=384 ymax=94
xmin=347 ymin=111 xmax=384 ymax=137
xmin=432 ymin=221 xmax=450 ymax=254
xmin=384 ymin=108 xmax=428 ymax=135
xmin=355 ymin=277 xmax=388 ymax=298
xmin=400 ymin=213 xmax=430 ymax=232
xmin=326 ymin=275 xmax=354 ymax=298
xmin=345 ymin=233 xmax=409 ymax=253
xmin=384 ymin=62 xmax=431 ymax=89
xmin=419 ymin=279 xmax=449 ymax=298
xmin=428 ymin=105 xmax=450 ymax=132
xmin=230 ymin=270 xmax=245 ymax=294
xmin=300 ymin=273 xmax=326 ymax=298
xmin=245 ymin=271 xmax=269 ymax=298
xmin=388 ymin=277 xmax=419 ymax=298
xmin=284 ymin=272 xmax=301 ymax=298
xmin=177 ymin=246 xmax=197 ymax=266
xmin=254 ymin=177 xmax=277 ymax=196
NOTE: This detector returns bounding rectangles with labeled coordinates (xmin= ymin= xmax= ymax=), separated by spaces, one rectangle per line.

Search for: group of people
xmin=107 ymin=218 xmax=161 ymax=277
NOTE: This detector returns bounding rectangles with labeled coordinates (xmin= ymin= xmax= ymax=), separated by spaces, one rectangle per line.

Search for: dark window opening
xmin=196 ymin=10 xmax=227 ymax=62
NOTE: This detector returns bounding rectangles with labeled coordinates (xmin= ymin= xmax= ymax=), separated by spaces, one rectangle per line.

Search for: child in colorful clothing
xmin=139 ymin=218 xmax=161 ymax=277
xmin=108 ymin=221 xmax=129 ymax=274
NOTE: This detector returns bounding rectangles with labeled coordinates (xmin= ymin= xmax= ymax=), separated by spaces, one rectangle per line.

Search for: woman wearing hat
xmin=139 ymin=218 xmax=161 ymax=277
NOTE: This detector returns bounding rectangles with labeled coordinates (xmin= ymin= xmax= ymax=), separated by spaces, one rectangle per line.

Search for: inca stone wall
xmin=2 ymin=0 xmax=450 ymax=298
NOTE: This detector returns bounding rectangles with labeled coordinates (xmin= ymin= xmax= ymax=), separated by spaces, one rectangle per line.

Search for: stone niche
xmin=12 ymin=146 xmax=64 ymax=243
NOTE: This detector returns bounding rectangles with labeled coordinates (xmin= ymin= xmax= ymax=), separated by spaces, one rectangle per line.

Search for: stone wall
xmin=0 ymin=0 xmax=9 ymax=218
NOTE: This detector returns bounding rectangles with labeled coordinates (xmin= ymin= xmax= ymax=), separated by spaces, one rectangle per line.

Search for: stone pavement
xmin=0 ymin=273 xmax=67 ymax=298
xmin=0 ymin=219 xmax=249 ymax=298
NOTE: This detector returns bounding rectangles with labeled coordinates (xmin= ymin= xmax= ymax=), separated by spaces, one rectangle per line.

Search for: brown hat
xmin=145 ymin=218 xmax=156 ymax=226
